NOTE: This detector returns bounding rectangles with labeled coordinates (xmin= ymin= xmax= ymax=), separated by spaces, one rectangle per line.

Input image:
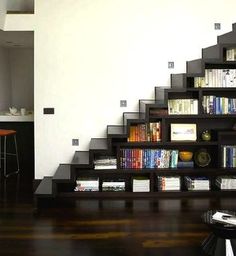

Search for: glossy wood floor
xmin=0 ymin=173 xmax=235 ymax=256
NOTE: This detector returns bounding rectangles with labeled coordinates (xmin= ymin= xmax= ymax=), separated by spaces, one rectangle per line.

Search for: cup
xmin=21 ymin=108 xmax=26 ymax=116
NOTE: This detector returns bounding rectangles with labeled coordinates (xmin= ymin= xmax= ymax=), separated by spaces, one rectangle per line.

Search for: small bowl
xmin=179 ymin=151 xmax=193 ymax=162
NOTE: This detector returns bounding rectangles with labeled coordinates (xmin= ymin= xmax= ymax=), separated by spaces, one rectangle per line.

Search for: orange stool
xmin=0 ymin=129 xmax=20 ymax=178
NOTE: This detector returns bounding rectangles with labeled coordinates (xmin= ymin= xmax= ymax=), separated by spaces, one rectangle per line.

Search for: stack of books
xmin=94 ymin=156 xmax=117 ymax=170
xmin=168 ymin=99 xmax=198 ymax=115
xmin=102 ymin=180 xmax=125 ymax=192
xmin=128 ymin=122 xmax=161 ymax=142
xmin=185 ymin=176 xmax=210 ymax=191
xmin=194 ymin=69 xmax=236 ymax=88
xmin=177 ymin=161 xmax=194 ymax=168
xmin=226 ymin=48 xmax=236 ymax=61
xmin=202 ymin=96 xmax=236 ymax=115
xmin=157 ymin=176 xmax=181 ymax=191
xmin=132 ymin=177 xmax=150 ymax=192
xmin=216 ymin=176 xmax=236 ymax=190
xmin=74 ymin=177 xmax=99 ymax=192
xmin=222 ymin=145 xmax=236 ymax=168
xmin=120 ymin=148 xmax=178 ymax=169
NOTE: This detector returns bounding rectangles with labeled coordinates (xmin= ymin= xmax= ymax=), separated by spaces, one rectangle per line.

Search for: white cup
xmin=21 ymin=108 xmax=26 ymax=115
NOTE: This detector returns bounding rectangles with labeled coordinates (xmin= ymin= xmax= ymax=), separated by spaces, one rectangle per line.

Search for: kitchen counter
xmin=0 ymin=112 xmax=34 ymax=122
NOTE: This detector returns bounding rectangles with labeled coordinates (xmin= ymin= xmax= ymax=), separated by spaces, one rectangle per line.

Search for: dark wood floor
xmin=0 ymin=173 xmax=235 ymax=256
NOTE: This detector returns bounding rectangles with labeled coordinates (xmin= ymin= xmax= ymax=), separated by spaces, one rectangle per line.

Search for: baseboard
xmin=33 ymin=179 xmax=42 ymax=192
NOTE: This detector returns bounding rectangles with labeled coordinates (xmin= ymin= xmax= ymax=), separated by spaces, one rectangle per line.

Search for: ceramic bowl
xmin=179 ymin=151 xmax=193 ymax=162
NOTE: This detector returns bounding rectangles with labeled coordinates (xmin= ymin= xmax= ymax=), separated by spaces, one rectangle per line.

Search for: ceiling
xmin=0 ymin=30 xmax=33 ymax=48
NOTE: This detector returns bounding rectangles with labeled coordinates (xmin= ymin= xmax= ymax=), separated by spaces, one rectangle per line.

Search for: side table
xmin=202 ymin=210 xmax=236 ymax=256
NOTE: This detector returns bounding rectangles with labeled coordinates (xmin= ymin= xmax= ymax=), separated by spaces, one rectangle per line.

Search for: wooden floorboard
xmin=0 ymin=173 xmax=235 ymax=255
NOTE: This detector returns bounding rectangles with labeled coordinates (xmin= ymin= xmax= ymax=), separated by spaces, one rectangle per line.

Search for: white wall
xmin=0 ymin=47 xmax=11 ymax=110
xmin=9 ymin=48 xmax=34 ymax=110
xmin=31 ymin=0 xmax=236 ymax=179
xmin=7 ymin=0 xmax=34 ymax=12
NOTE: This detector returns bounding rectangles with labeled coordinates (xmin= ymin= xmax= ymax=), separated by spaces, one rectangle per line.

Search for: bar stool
xmin=0 ymin=129 xmax=20 ymax=178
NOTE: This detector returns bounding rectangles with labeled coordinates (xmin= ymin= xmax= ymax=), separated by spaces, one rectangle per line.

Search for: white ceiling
xmin=0 ymin=30 xmax=33 ymax=48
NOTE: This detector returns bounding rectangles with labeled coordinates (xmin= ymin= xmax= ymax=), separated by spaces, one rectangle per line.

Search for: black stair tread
xmin=139 ymin=99 xmax=166 ymax=109
xmin=53 ymin=164 xmax=71 ymax=181
xmin=107 ymin=125 xmax=127 ymax=137
xmin=170 ymin=74 xmax=186 ymax=89
xmin=71 ymin=151 xmax=90 ymax=165
xmin=202 ymin=44 xmax=221 ymax=60
xmin=35 ymin=177 xmax=53 ymax=196
xmin=217 ymin=31 xmax=236 ymax=44
xmin=90 ymin=138 xmax=108 ymax=151
xmin=123 ymin=112 xmax=146 ymax=120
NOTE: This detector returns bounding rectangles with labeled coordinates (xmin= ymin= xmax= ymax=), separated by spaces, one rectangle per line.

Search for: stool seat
xmin=0 ymin=129 xmax=16 ymax=136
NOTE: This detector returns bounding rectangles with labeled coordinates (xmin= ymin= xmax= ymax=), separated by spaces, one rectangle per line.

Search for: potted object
xmin=201 ymin=130 xmax=211 ymax=141
xmin=194 ymin=148 xmax=211 ymax=167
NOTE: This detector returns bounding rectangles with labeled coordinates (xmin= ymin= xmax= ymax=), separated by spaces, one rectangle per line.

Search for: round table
xmin=202 ymin=210 xmax=236 ymax=256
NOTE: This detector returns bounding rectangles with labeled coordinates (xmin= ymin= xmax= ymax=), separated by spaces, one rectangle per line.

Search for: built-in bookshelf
xmin=35 ymin=23 xmax=236 ymax=207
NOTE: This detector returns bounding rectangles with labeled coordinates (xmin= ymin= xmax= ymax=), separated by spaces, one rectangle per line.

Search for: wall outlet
xmin=214 ymin=23 xmax=221 ymax=30
xmin=120 ymin=100 xmax=127 ymax=107
xmin=43 ymin=107 xmax=55 ymax=114
xmin=72 ymin=139 xmax=79 ymax=146
xmin=168 ymin=61 xmax=174 ymax=69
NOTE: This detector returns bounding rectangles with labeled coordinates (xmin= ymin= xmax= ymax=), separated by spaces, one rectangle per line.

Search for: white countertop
xmin=0 ymin=112 xmax=34 ymax=122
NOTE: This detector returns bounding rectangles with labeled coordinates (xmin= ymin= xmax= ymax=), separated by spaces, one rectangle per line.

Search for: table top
xmin=203 ymin=210 xmax=236 ymax=238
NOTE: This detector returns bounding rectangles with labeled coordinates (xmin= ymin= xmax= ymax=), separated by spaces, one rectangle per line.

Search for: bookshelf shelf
xmin=35 ymin=23 xmax=236 ymax=207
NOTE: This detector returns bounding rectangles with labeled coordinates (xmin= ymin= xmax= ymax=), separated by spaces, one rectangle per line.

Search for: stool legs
xmin=1 ymin=134 xmax=20 ymax=178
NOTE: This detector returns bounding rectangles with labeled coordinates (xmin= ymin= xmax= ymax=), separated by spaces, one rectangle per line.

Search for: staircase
xmin=35 ymin=23 xmax=236 ymax=207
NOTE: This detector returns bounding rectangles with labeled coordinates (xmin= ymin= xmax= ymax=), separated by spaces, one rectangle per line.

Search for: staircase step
xmin=107 ymin=125 xmax=127 ymax=138
xmin=155 ymin=86 xmax=170 ymax=102
xmin=202 ymin=44 xmax=221 ymax=60
xmin=90 ymin=138 xmax=108 ymax=151
xmin=71 ymin=151 xmax=90 ymax=166
xmin=233 ymin=23 xmax=236 ymax=31
xmin=123 ymin=112 xmax=146 ymax=125
xmin=217 ymin=31 xmax=236 ymax=44
xmin=139 ymin=99 xmax=167 ymax=118
xmin=53 ymin=164 xmax=71 ymax=182
xmin=186 ymin=59 xmax=204 ymax=75
xmin=34 ymin=177 xmax=54 ymax=197
xmin=170 ymin=74 xmax=186 ymax=88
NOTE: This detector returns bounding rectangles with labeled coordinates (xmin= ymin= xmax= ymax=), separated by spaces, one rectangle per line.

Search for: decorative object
xmin=9 ymin=107 xmax=17 ymax=115
xmin=194 ymin=148 xmax=211 ymax=167
xmin=201 ymin=130 xmax=211 ymax=141
xmin=170 ymin=123 xmax=197 ymax=141
xmin=179 ymin=151 xmax=193 ymax=162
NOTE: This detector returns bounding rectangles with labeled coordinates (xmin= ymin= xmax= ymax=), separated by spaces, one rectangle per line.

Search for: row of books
xmin=202 ymin=96 xmax=236 ymax=114
xmin=74 ymin=176 xmax=236 ymax=192
xmin=226 ymin=48 xmax=236 ymax=61
xmin=168 ymin=99 xmax=198 ymax=115
xmin=185 ymin=176 xmax=210 ymax=191
xmin=94 ymin=156 xmax=117 ymax=169
xmin=128 ymin=122 xmax=161 ymax=142
xmin=215 ymin=176 xmax=236 ymax=190
xmin=194 ymin=69 xmax=236 ymax=88
xmin=120 ymin=149 xmax=179 ymax=169
xmin=158 ymin=176 xmax=181 ymax=191
xmin=222 ymin=145 xmax=236 ymax=168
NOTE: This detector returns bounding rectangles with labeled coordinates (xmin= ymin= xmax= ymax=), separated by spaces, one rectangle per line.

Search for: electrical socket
xmin=72 ymin=139 xmax=79 ymax=146
xmin=214 ymin=23 xmax=221 ymax=30
xmin=168 ymin=61 xmax=174 ymax=69
xmin=120 ymin=100 xmax=127 ymax=107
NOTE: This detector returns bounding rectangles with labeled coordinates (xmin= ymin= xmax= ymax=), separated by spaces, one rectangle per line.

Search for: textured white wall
xmin=0 ymin=0 xmax=7 ymax=28
xmin=4 ymin=0 xmax=236 ymax=179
